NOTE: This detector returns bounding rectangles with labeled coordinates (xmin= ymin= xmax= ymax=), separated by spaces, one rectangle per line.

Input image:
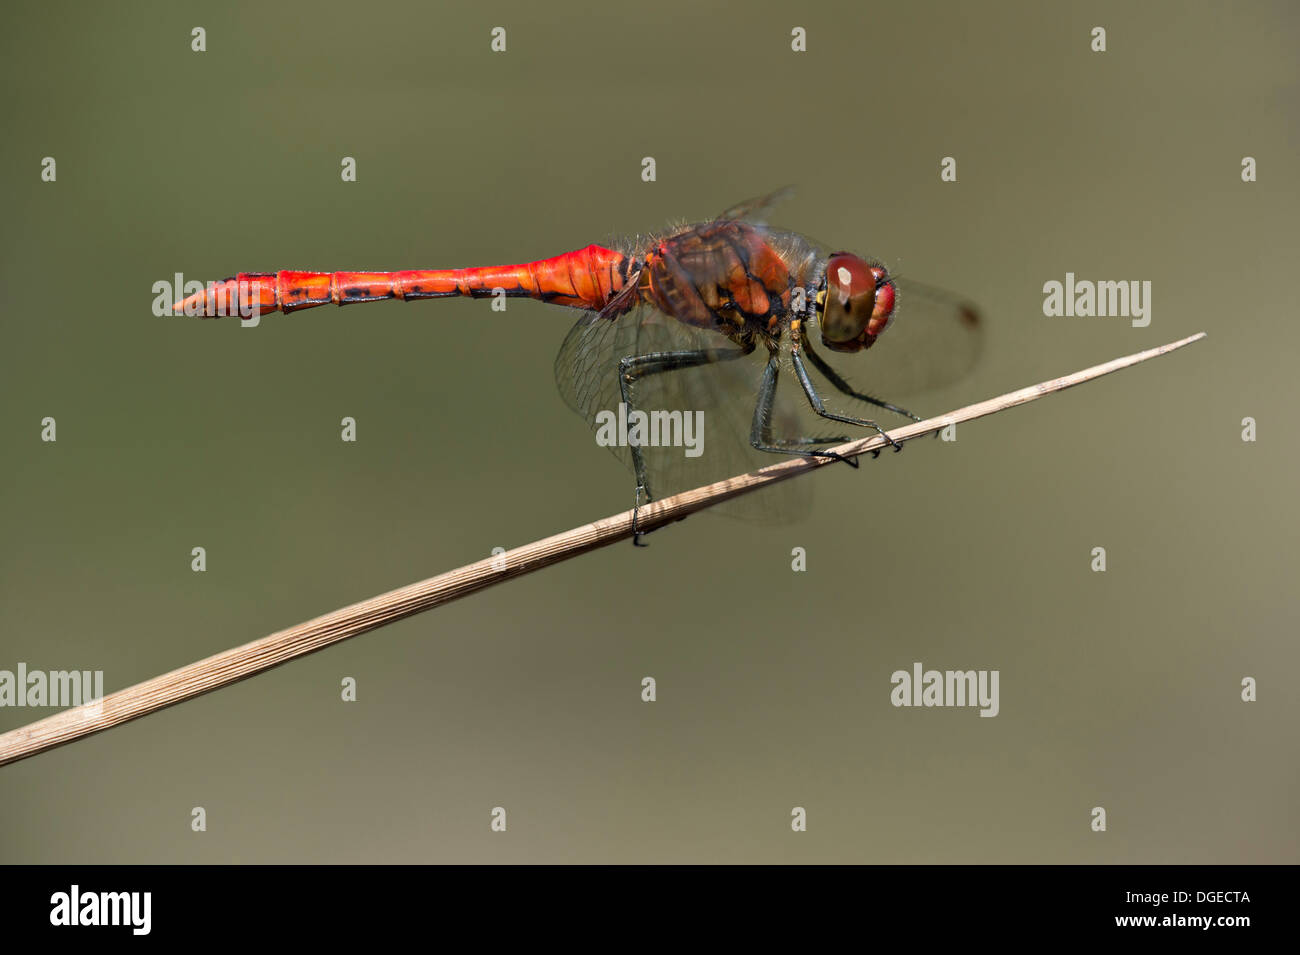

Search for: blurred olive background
xmin=1 ymin=0 xmax=1296 ymax=863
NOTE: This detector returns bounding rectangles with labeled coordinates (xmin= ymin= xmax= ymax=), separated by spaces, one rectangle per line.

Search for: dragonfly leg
xmin=781 ymin=435 xmax=855 ymax=446
xmin=618 ymin=344 xmax=753 ymax=545
xmin=748 ymin=357 xmax=860 ymax=469
xmin=790 ymin=347 xmax=904 ymax=457
xmin=631 ymin=483 xmax=650 ymax=547
xmin=802 ymin=339 xmax=923 ymax=421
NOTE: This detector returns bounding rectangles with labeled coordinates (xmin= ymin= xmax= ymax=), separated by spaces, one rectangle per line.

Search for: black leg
xmin=619 ymin=343 xmax=752 ymax=545
xmin=631 ymin=483 xmax=650 ymax=547
xmin=802 ymin=339 xmax=922 ymax=422
xmin=790 ymin=347 xmax=903 ymax=455
xmin=749 ymin=357 xmax=860 ymax=468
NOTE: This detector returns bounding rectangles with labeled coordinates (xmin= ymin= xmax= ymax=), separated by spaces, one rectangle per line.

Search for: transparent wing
xmin=717 ymin=188 xmax=795 ymax=225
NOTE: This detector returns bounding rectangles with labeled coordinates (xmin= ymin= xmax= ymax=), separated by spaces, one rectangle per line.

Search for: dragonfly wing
xmin=717 ymin=187 xmax=795 ymax=225
xmin=553 ymin=308 xmax=625 ymax=448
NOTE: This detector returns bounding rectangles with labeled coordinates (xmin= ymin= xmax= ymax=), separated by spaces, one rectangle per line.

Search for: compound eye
xmin=819 ymin=253 xmax=892 ymax=352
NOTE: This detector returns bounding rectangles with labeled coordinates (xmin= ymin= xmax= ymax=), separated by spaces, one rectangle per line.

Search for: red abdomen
xmin=173 ymin=244 xmax=631 ymax=317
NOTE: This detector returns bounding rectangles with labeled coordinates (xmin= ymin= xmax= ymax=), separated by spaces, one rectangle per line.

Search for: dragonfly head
xmin=815 ymin=253 xmax=896 ymax=353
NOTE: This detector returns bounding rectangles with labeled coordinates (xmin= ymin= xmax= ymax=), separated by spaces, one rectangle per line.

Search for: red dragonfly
xmin=175 ymin=194 xmax=981 ymax=536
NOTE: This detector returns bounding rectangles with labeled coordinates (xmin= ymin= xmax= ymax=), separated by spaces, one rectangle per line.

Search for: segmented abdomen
xmin=173 ymin=244 xmax=630 ymax=317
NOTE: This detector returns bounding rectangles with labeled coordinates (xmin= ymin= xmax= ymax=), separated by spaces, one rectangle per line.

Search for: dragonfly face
xmin=814 ymin=252 xmax=897 ymax=353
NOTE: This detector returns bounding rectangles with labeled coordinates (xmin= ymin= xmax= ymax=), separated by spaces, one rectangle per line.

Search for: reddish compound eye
xmin=818 ymin=253 xmax=896 ymax=352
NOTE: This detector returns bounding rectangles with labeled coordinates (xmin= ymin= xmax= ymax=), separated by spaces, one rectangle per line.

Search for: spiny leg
xmin=748 ymin=356 xmax=860 ymax=468
xmin=790 ymin=345 xmax=904 ymax=456
xmin=802 ymin=338 xmax=923 ymax=421
xmin=619 ymin=343 xmax=753 ymax=545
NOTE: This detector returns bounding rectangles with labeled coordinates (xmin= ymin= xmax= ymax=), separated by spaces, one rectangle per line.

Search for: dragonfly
xmin=174 ymin=193 xmax=982 ymax=541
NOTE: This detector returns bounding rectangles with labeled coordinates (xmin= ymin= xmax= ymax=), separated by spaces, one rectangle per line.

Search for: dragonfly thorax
xmin=633 ymin=220 xmax=799 ymax=345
